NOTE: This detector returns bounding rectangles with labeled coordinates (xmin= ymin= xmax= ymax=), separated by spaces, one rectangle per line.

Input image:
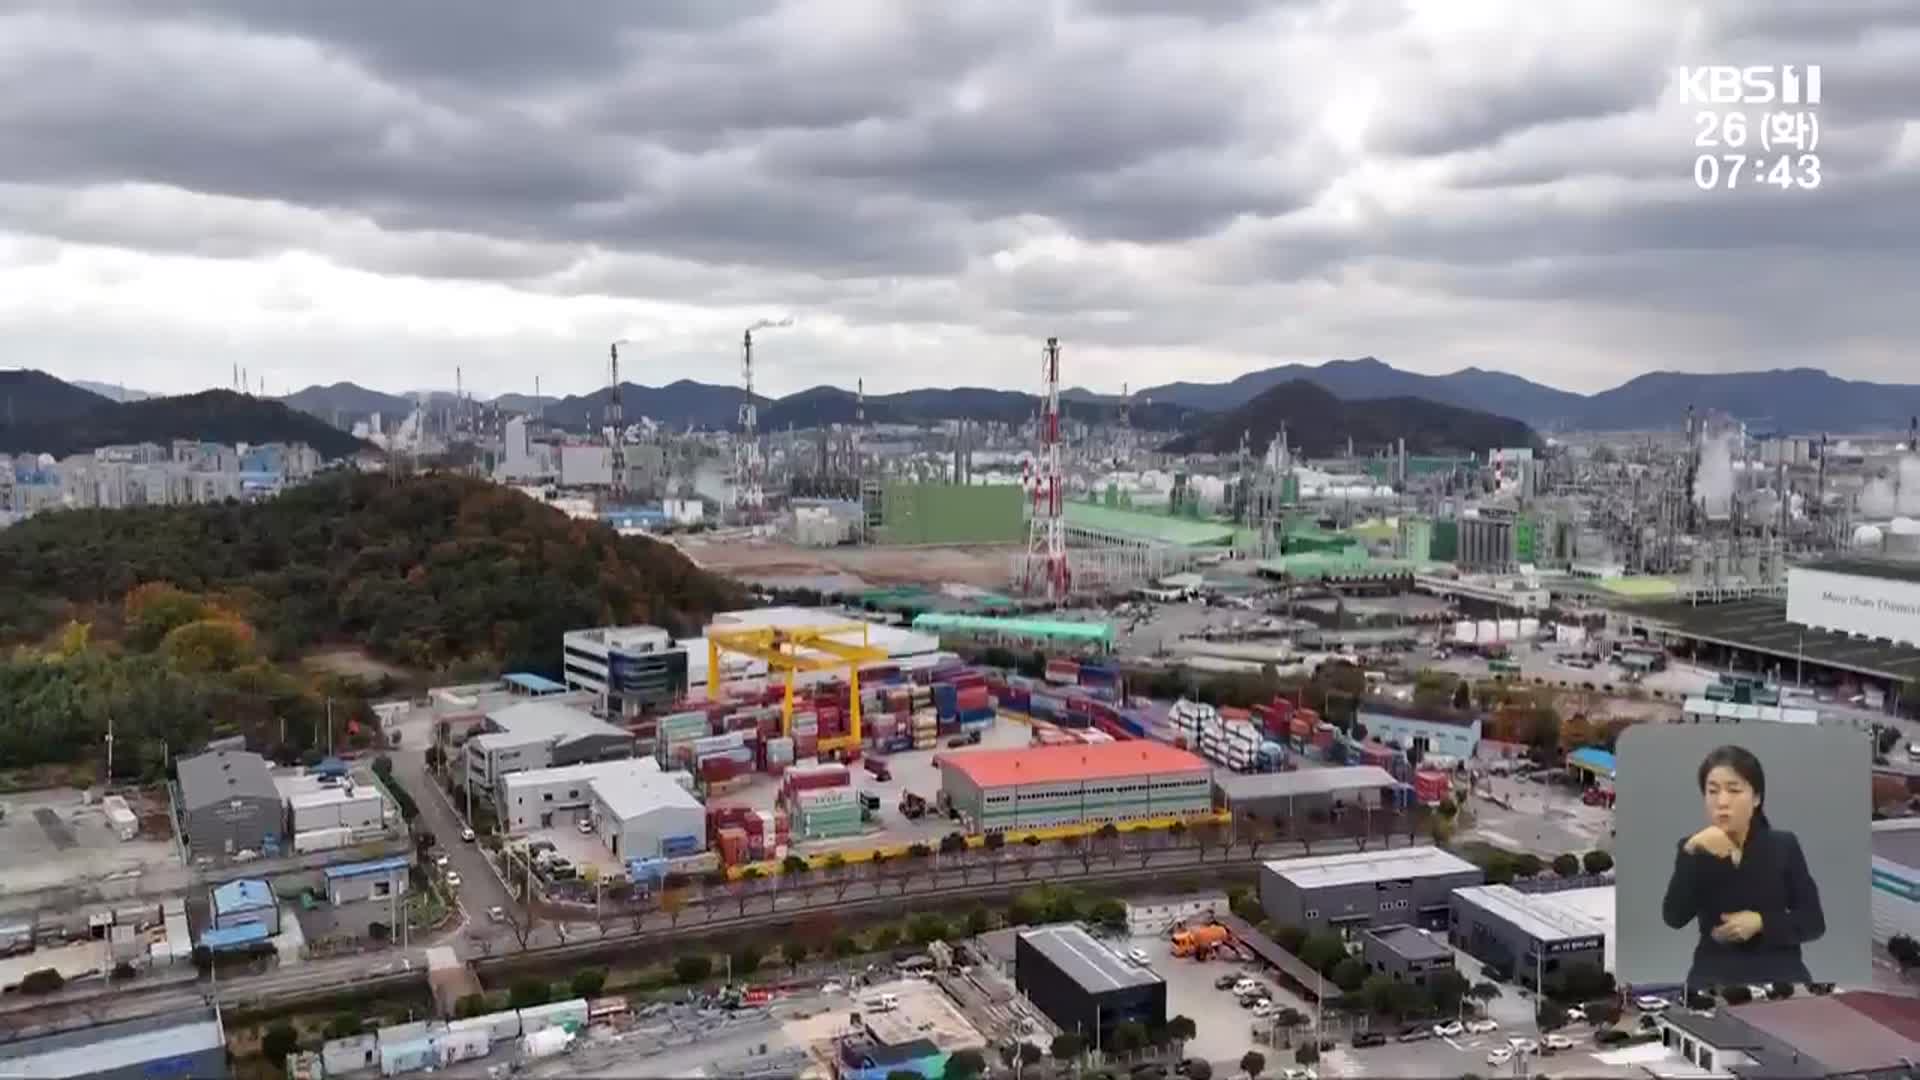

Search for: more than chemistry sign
xmin=1786 ymin=568 xmax=1920 ymax=648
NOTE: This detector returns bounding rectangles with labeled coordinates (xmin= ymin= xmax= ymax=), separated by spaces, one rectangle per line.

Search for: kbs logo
xmin=1676 ymin=65 xmax=1822 ymax=105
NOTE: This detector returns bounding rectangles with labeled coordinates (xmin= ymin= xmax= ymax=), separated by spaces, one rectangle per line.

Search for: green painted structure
xmin=911 ymin=613 xmax=1113 ymax=649
xmin=1431 ymin=519 xmax=1460 ymax=561
xmin=1397 ymin=517 xmax=1434 ymax=562
xmin=1514 ymin=515 xmax=1538 ymax=564
xmin=878 ymin=483 xmax=1024 ymax=545
xmin=1064 ymin=502 xmax=1237 ymax=547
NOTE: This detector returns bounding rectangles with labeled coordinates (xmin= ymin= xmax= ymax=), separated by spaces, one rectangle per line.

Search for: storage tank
xmin=1454 ymin=620 xmax=1476 ymax=644
xmin=1476 ymin=619 xmax=1499 ymax=642
xmin=1887 ymin=517 xmax=1920 ymax=556
xmin=1497 ymin=619 xmax=1520 ymax=641
xmin=1853 ymin=523 xmax=1886 ymax=550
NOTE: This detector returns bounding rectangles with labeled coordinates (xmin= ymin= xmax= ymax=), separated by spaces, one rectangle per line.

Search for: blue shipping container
xmin=958 ymin=707 xmax=994 ymax=725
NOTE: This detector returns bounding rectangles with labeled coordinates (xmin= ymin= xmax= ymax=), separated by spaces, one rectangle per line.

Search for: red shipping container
xmin=1414 ymin=770 xmax=1450 ymax=803
xmin=1221 ymin=706 xmax=1252 ymax=722
xmin=1311 ymin=727 xmax=1335 ymax=750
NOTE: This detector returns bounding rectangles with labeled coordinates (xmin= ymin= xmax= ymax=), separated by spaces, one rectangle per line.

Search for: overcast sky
xmin=1 ymin=0 xmax=1915 ymax=401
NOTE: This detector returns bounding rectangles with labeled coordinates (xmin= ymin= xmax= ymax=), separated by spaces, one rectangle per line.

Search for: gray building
xmin=177 ymin=749 xmax=284 ymax=860
xmin=1448 ymin=884 xmax=1608 ymax=989
xmin=324 ymin=856 xmax=411 ymax=907
xmin=1259 ymin=847 xmax=1483 ymax=935
xmin=1360 ymin=924 xmax=1456 ymax=986
xmin=1015 ymin=925 xmax=1167 ymax=1048
xmin=1215 ymin=765 xmax=1397 ymax=822
xmin=464 ymin=700 xmax=637 ymax=802
xmin=0 ymin=1005 xmax=227 ymax=1080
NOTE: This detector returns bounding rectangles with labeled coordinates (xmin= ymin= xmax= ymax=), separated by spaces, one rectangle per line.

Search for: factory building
xmin=323 ymin=856 xmax=411 ymax=908
xmin=1356 ymin=702 xmax=1483 ymax=761
xmin=498 ymin=758 xmax=705 ymax=859
xmin=874 ymin=482 xmax=1025 ymax=545
xmin=561 ymin=625 xmax=689 ymax=717
xmin=1871 ymin=818 xmax=1920 ymax=948
xmin=464 ymin=701 xmax=636 ymax=802
xmin=0 ymin=1006 xmax=228 ymax=1080
xmin=211 ymin=878 xmax=280 ymax=936
xmin=1259 ymin=847 xmax=1484 ymax=934
xmin=936 ymin=742 xmax=1213 ymax=832
xmin=1448 ymin=884 xmax=1612 ymax=987
xmin=1015 ymin=925 xmax=1167 ymax=1048
xmin=1360 ymin=924 xmax=1456 ymax=986
xmin=1652 ymin=991 xmax=1920 ymax=1079
xmin=177 ymin=749 xmax=284 ymax=860
xmin=1213 ymin=765 xmax=1398 ymax=822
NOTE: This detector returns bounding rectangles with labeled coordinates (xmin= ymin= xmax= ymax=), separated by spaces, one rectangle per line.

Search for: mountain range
xmin=0 ymin=374 xmax=370 ymax=460
xmin=1076 ymin=357 xmax=1920 ymax=434
xmin=1161 ymin=380 xmax=1541 ymax=457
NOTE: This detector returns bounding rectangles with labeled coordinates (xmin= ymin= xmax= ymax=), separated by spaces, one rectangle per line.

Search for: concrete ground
xmin=0 ymin=788 xmax=183 ymax=908
xmin=1134 ymin=930 xmax=1314 ymax=1070
xmin=1460 ymin=771 xmax=1616 ymax=858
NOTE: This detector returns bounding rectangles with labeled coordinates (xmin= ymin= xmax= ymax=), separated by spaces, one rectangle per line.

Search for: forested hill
xmin=0 ymin=472 xmax=747 ymax=672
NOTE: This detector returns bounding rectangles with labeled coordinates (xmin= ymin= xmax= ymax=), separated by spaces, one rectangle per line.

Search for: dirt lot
xmin=677 ymin=537 xmax=1022 ymax=591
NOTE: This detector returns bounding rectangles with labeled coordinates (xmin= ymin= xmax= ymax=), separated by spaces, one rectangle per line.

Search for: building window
xmin=1305 ymin=909 xmax=1319 ymax=920
xmin=372 ymin=881 xmax=391 ymax=899
xmin=543 ymin=793 xmax=553 ymax=802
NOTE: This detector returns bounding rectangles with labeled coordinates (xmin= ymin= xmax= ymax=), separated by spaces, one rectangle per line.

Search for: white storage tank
xmin=1497 ymin=619 xmax=1520 ymax=641
xmin=1453 ymin=620 xmax=1476 ymax=643
xmin=1476 ymin=619 xmax=1499 ymax=642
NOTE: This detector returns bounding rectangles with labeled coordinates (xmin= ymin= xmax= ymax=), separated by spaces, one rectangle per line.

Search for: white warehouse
xmin=499 ymin=759 xmax=703 ymax=861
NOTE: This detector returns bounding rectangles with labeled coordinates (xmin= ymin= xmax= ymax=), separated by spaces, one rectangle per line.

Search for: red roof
xmin=937 ymin=741 xmax=1210 ymax=788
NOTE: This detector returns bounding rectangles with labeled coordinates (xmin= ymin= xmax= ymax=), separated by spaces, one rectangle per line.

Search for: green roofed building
xmin=911 ymin=613 xmax=1113 ymax=651
xmin=1064 ymin=501 xmax=1237 ymax=548
xmin=877 ymin=483 xmax=1024 ymax=545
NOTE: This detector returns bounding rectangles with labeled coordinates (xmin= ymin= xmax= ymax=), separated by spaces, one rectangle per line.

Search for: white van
xmin=863 ymin=994 xmax=900 ymax=1013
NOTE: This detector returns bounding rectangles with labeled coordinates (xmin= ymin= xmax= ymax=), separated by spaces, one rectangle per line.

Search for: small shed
xmin=212 ymin=878 xmax=280 ymax=934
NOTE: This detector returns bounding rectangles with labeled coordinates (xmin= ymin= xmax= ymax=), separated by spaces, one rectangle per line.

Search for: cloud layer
xmin=0 ymin=0 xmax=1914 ymax=400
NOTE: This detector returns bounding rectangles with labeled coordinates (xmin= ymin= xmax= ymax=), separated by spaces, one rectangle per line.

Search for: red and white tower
xmin=1023 ymin=337 xmax=1071 ymax=602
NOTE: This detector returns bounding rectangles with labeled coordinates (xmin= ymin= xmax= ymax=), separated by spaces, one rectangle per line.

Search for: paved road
xmin=390 ymin=747 xmax=515 ymax=955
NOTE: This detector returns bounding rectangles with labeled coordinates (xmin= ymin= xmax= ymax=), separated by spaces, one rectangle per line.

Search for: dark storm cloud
xmin=82 ymin=0 xmax=774 ymax=88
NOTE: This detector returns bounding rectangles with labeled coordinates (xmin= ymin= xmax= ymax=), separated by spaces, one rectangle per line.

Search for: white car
xmin=1127 ymin=948 xmax=1150 ymax=965
xmin=1509 ymin=1037 xmax=1539 ymax=1055
xmin=487 ymin=906 xmax=506 ymax=922
xmin=434 ymin=854 xmax=450 ymax=868
xmin=1466 ymin=1019 xmax=1499 ymax=1034
xmin=1486 ymin=1047 xmax=1513 ymax=1066
xmin=1433 ymin=1021 xmax=1464 ymax=1038
xmin=1281 ymin=1068 xmax=1317 ymax=1080
xmin=460 ymin=827 xmax=476 ymax=842
xmin=1564 ymin=1006 xmax=1586 ymax=1022
xmin=1746 ymin=984 xmax=1771 ymax=1000
xmin=1233 ymin=980 xmax=1259 ymax=996
xmin=1251 ymin=1000 xmax=1277 ymax=1018
xmin=1543 ymin=1034 xmax=1576 ymax=1051
xmin=1635 ymin=995 xmax=1671 ymax=1013
xmin=445 ymin=871 xmax=462 ymax=888
xmin=576 ymin=818 xmax=595 ymax=834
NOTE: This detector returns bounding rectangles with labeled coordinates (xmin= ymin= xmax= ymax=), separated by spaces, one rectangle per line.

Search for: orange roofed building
xmin=934 ymin=741 xmax=1214 ymax=832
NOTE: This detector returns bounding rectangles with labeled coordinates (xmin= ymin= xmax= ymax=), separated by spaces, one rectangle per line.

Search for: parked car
xmin=1564 ymin=1006 xmax=1586 ymax=1023
xmin=1509 ymin=1038 xmax=1539 ymax=1055
xmin=1215 ymin=974 xmax=1241 ymax=990
xmin=1127 ymin=948 xmax=1151 ymax=965
xmin=1351 ymin=1031 xmax=1387 ymax=1048
xmin=1487 ymin=1047 xmax=1513 ymax=1066
xmin=576 ymin=818 xmax=595 ymax=834
xmin=487 ymin=906 xmax=506 ymax=922
xmin=1433 ymin=1021 xmax=1464 ymax=1038
xmin=445 ymin=871 xmax=462 ymax=888
xmin=1466 ymin=1019 xmax=1498 ymax=1034
xmin=1397 ymin=1026 xmax=1434 ymax=1042
xmin=1543 ymin=1034 xmax=1576 ymax=1051
xmin=1635 ymin=995 xmax=1671 ymax=1013
xmin=460 ymin=827 xmax=476 ymax=842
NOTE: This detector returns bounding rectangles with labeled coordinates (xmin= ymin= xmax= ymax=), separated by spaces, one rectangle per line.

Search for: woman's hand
xmin=1685 ymin=825 xmax=1738 ymax=861
xmin=1711 ymin=910 xmax=1763 ymax=943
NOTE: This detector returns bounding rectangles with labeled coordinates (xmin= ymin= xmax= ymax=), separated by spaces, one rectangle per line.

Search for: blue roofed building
xmin=0 ymin=1005 xmax=228 ymax=1080
xmin=200 ymin=921 xmax=270 ymax=953
xmin=211 ymin=878 xmax=279 ymax=935
xmin=324 ymin=856 xmax=411 ymax=906
xmin=1567 ymin=747 xmax=1617 ymax=784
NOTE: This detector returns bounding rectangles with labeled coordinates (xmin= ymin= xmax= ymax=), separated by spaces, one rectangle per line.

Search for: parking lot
xmin=1135 ymin=930 xmax=1316 ymax=1069
xmin=0 ymin=787 xmax=185 ymax=909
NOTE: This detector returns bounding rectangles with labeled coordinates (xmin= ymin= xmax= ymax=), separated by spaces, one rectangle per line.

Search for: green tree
xmin=454 ymin=994 xmax=492 ymax=1019
xmin=947 ymin=1048 xmax=988 ymax=1080
xmin=1186 ymin=1061 xmax=1213 ymax=1080
xmin=870 ymin=925 xmax=902 ymax=950
xmin=570 ymin=968 xmax=607 ymax=998
xmin=1582 ymin=850 xmax=1614 ymax=875
xmin=1537 ymin=999 xmax=1569 ymax=1031
xmin=1299 ymin=932 xmax=1349 ymax=975
xmin=323 ymin=1013 xmax=363 ymax=1039
xmin=509 ymin=979 xmax=552 ymax=1009
xmin=261 ymin=1022 xmax=300 ymax=1070
xmin=1331 ymin=957 xmax=1369 ymax=993
xmin=909 ymin=913 xmax=951 ymax=945
xmin=674 ymin=954 xmax=713 ymax=984
xmin=1552 ymin=853 xmax=1581 ymax=877
xmin=1513 ymin=853 xmax=1544 ymax=878
xmin=1112 ymin=1021 xmax=1149 ymax=1055
xmin=1088 ymin=897 xmax=1129 ymax=935
xmin=1051 ymin=1032 xmax=1084 ymax=1064
xmin=1240 ymin=1050 xmax=1267 ymax=1080
xmin=1272 ymin=925 xmax=1307 ymax=954
xmin=965 ymin=908 xmax=991 ymax=936
xmin=1427 ymin=969 xmax=1471 ymax=1015
xmin=1019 ymin=1042 xmax=1045 ymax=1069
xmin=1295 ymin=1044 xmax=1320 ymax=1066
xmin=732 ymin=943 xmax=764 ymax=976
xmin=1166 ymin=1014 xmax=1197 ymax=1053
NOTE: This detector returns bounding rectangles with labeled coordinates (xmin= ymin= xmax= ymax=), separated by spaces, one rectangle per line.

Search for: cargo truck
xmin=1171 ymin=924 xmax=1231 ymax=958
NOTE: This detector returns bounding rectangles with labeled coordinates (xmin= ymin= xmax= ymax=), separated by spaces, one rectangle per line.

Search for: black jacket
xmin=1660 ymin=823 xmax=1824 ymax=986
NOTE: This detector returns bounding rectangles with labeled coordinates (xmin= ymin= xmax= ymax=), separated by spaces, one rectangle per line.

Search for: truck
xmin=1171 ymin=924 xmax=1232 ymax=958
xmin=898 ymin=791 xmax=928 ymax=819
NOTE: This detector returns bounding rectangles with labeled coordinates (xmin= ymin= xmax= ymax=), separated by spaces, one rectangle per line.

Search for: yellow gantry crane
xmin=705 ymin=622 xmax=889 ymax=753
